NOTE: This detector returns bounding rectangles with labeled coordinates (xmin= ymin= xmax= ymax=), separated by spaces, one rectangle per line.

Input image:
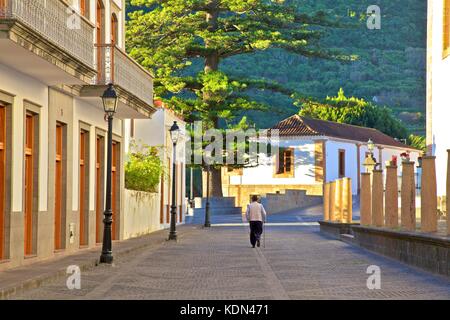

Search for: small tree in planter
xmin=125 ymin=141 xmax=165 ymax=193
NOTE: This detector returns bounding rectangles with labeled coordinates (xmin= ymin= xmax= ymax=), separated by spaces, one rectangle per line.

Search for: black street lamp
xmin=204 ymin=165 xmax=211 ymax=228
xmin=100 ymin=83 xmax=118 ymax=264
xmin=168 ymin=121 xmax=180 ymax=241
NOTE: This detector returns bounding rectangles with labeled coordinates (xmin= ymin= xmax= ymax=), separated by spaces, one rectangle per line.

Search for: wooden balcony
xmin=0 ymin=0 xmax=96 ymax=84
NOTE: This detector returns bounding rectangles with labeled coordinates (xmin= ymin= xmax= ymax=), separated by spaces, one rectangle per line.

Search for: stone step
xmin=194 ymin=207 xmax=243 ymax=215
xmin=194 ymin=197 xmax=237 ymax=208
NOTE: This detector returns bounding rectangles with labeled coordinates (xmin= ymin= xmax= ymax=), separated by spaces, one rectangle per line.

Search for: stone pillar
xmin=371 ymin=170 xmax=384 ymax=227
xmin=336 ymin=179 xmax=343 ymax=222
xmin=421 ymin=156 xmax=437 ymax=232
xmin=401 ymin=161 xmax=416 ymax=231
xmin=447 ymin=150 xmax=450 ymax=235
xmin=323 ymin=183 xmax=330 ymax=221
xmin=360 ymin=173 xmax=372 ymax=225
xmin=343 ymin=178 xmax=352 ymax=223
xmin=385 ymin=165 xmax=399 ymax=228
xmin=329 ymin=181 xmax=337 ymax=221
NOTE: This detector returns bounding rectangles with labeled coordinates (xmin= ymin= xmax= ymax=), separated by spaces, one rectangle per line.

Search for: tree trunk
xmin=208 ymin=167 xmax=223 ymax=197
xmin=203 ymin=2 xmax=223 ymax=198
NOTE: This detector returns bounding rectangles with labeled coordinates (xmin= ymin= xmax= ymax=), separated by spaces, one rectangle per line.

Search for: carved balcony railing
xmin=94 ymin=44 xmax=154 ymax=107
xmin=0 ymin=0 xmax=94 ymax=69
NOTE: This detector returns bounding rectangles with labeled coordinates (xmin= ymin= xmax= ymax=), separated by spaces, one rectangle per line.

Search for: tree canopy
xmin=126 ymin=0 xmax=352 ymax=196
xmin=297 ymin=88 xmax=408 ymax=139
xmin=297 ymin=89 xmax=425 ymax=151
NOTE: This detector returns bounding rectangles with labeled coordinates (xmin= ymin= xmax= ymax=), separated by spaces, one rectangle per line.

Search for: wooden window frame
xmin=111 ymin=13 xmax=118 ymax=45
xmin=444 ymin=0 xmax=450 ymax=59
xmin=80 ymin=0 xmax=88 ymax=18
xmin=274 ymin=147 xmax=295 ymax=178
xmin=338 ymin=149 xmax=346 ymax=178
xmin=0 ymin=104 xmax=5 ymax=260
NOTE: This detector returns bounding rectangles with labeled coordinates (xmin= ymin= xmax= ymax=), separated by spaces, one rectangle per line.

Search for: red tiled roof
xmin=270 ymin=115 xmax=416 ymax=149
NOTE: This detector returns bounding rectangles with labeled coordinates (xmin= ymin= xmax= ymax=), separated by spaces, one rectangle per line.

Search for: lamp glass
xmin=367 ymin=139 xmax=374 ymax=152
xmin=169 ymin=121 xmax=180 ymax=143
xmin=102 ymin=84 xmax=118 ymax=115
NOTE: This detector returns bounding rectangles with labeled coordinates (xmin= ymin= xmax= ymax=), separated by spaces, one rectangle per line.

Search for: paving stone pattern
xmin=11 ymin=224 xmax=450 ymax=300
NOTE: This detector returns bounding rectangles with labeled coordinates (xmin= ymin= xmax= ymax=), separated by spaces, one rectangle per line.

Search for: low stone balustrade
xmin=359 ymin=155 xmax=449 ymax=235
xmin=323 ymin=178 xmax=352 ymax=223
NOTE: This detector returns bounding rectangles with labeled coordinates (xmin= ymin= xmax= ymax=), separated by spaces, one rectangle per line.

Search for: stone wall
xmin=260 ymin=189 xmax=323 ymax=215
xmin=351 ymin=226 xmax=450 ymax=277
xmin=224 ymin=184 xmax=323 ymax=212
xmin=123 ymin=189 xmax=162 ymax=240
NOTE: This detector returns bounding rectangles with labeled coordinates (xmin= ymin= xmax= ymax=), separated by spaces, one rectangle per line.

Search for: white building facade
xmin=124 ymin=104 xmax=187 ymax=232
xmin=426 ymin=0 xmax=450 ymax=197
xmin=224 ymin=116 xmax=420 ymax=210
xmin=0 ymin=0 xmax=155 ymax=270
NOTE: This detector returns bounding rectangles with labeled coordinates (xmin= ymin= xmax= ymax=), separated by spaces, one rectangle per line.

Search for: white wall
xmin=428 ymin=0 xmax=450 ymax=195
xmin=231 ymin=139 xmax=317 ymax=186
xmin=0 ymin=63 xmax=49 ymax=212
xmin=123 ymin=190 xmax=162 ymax=239
xmin=124 ymin=109 xmax=187 ymax=227
xmin=325 ymin=140 xmax=358 ymax=194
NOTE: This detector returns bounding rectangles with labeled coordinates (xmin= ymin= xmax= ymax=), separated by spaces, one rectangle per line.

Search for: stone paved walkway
xmin=10 ymin=224 xmax=450 ymax=300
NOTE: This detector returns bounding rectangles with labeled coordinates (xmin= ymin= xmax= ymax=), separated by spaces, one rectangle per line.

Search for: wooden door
xmin=166 ymin=158 xmax=171 ymax=224
xmin=160 ymin=174 xmax=164 ymax=224
xmin=80 ymin=0 xmax=86 ymax=16
xmin=96 ymin=1 xmax=103 ymax=78
xmin=24 ymin=114 xmax=35 ymax=256
xmin=95 ymin=136 xmax=104 ymax=243
xmin=54 ymin=124 xmax=63 ymax=250
xmin=0 ymin=0 xmax=6 ymax=18
xmin=0 ymin=104 xmax=6 ymax=259
xmin=111 ymin=142 xmax=118 ymax=240
xmin=79 ymin=131 xmax=87 ymax=246
xmin=179 ymin=163 xmax=184 ymax=223
xmin=111 ymin=14 xmax=118 ymax=45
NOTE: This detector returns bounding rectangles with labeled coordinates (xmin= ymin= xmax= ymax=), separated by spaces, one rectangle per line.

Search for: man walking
xmin=245 ymin=195 xmax=267 ymax=248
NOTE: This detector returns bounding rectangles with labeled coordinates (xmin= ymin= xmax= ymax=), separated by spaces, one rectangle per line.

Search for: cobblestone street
xmin=11 ymin=220 xmax=450 ymax=300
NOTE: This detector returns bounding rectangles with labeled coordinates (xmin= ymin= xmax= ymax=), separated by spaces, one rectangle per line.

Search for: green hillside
xmin=126 ymin=0 xmax=427 ymax=134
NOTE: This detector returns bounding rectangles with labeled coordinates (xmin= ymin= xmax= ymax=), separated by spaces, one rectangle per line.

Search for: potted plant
xmin=400 ymin=151 xmax=410 ymax=162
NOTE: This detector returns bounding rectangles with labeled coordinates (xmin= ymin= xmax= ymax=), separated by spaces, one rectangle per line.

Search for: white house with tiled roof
xmin=223 ymin=115 xmax=420 ymax=209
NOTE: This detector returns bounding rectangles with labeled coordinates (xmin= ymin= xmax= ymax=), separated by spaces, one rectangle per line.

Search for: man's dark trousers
xmin=249 ymin=221 xmax=263 ymax=247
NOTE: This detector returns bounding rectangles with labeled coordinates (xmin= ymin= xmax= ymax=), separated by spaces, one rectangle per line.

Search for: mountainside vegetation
xmin=126 ymin=1 xmax=426 ymax=135
xmin=221 ymin=0 xmax=427 ymax=134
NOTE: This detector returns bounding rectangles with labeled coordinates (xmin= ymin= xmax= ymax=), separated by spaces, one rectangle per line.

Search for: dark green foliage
xmin=298 ymin=88 xmax=408 ymax=140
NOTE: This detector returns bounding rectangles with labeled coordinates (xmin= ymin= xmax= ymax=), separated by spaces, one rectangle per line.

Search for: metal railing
xmin=0 ymin=0 xmax=94 ymax=68
xmin=95 ymin=44 xmax=154 ymax=106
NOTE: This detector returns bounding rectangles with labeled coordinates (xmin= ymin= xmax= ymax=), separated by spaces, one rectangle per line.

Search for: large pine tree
xmin=127 ymin=0 xmax=352 ymax=196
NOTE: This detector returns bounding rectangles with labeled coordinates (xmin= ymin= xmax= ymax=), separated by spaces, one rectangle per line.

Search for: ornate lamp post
xmin=100 ymin=83 xmax=118 ymax=264
xmin=363 ymin=138 xmax=377 ymax=174
xmin=168 ymin=121 xmax=180 ymax=241
xmin=204 ymin=164 xmax=211 ymax=228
